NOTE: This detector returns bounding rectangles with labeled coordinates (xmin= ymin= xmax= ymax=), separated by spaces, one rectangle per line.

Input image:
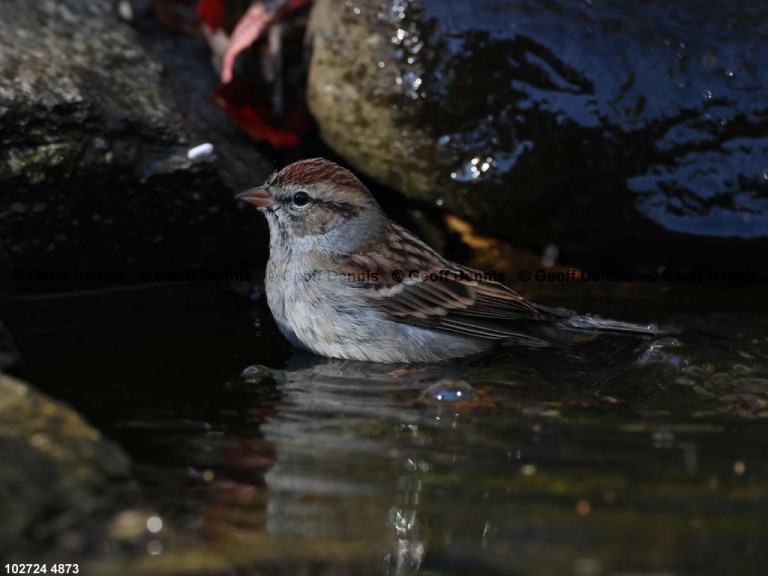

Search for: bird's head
xmin=237 ymin=158 xmax=385 ymax=254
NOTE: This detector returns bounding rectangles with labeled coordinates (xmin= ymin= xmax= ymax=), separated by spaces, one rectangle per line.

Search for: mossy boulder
xmin=0 ymin=372 xmax=131 ymax=556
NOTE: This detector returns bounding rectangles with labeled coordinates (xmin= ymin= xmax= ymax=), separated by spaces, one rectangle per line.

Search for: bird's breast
xmin=265 ymin=254 xmax=341 ymax=348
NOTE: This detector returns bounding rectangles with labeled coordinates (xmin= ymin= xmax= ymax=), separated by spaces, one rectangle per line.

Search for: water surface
xmin=8 ymin=280 xmax=768 ymax=575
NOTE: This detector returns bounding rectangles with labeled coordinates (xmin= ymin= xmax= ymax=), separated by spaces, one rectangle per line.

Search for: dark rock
xmin=0 ymin=0 xmax=270 ymax=293
xmin=0 ymin=372 xmax=131 ymax=556
xmin=308 ymin=0 xmax=768 ymax=266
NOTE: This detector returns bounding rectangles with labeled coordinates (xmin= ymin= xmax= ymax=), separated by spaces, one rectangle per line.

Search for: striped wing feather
xmin=337 ymin=223 xmax=551 ymax=344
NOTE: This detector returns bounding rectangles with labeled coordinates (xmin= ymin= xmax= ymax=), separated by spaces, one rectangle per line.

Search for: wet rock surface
xmin=0 ymin=372 xmax=131 ymax=558
xmin=308 ymin=0 xmax=768 ymax=266
xmin=0 ymin=0 xmax=270 ymax=293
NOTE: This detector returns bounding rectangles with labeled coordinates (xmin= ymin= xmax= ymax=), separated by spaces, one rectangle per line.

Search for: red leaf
xmin=212 ymin=79 xmax=308 ymax=149
xmin=197 ymin=0 xmax=226 ymax=29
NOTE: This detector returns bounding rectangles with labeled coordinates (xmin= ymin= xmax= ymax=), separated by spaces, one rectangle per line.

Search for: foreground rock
xmin=0 ymin=372 xmax=131 ymax=557
xmin=308 ymin=0 xmax=768 ymax=267
xmin=0 ymin=0 xmax=270 ymax=293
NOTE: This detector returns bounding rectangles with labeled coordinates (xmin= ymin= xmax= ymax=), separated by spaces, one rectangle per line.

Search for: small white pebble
xmin=187 ymin=143 xmax=214 ymax=162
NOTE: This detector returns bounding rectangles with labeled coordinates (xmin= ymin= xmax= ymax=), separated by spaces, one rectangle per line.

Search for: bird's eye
xmin=292 ymin=191 xmax=310 ymax=206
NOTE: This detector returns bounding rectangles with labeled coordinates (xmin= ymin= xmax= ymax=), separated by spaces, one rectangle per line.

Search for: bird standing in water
xmin=238 ymin=158 xmax=660 ymax=363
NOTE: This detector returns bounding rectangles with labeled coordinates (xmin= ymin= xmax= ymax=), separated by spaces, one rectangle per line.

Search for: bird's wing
xmin=335 ymin=223 xmax=552 ymax=345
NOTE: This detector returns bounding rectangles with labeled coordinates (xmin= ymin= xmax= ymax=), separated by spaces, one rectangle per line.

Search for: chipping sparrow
xmin=238 ymin=158 xmax=661 ymax=363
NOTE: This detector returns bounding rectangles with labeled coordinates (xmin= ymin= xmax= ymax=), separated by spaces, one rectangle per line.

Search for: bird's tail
xmin=534 ymin=304 xmax=671 ymax=337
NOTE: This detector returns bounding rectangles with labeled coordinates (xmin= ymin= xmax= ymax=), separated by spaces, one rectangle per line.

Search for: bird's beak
xmin=235 ymin=186 xmax=275 ymax=210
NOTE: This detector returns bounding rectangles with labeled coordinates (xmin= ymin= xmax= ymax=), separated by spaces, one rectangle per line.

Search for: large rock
xmin=308 ymin=0 xmax=768 ymax=266
xmin=0 ymin=0 xmax=270 ymax=292
xmin=0 ymin=372 xmax=131 ymax=556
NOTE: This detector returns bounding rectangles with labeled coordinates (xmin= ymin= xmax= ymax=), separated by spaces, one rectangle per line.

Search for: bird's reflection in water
xmin=237 ymin=353 xmax=485 ymax=574
xmin=216 ymin=343 xmax=624 ymax=573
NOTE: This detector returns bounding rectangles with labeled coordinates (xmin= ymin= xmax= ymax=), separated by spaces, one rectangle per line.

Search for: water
xmin=7 ymin=279 xmax=768 ymax=575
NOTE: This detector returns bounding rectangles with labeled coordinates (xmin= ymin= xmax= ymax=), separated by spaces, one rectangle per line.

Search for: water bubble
xmin=702 ymin=89 xmax=712 ymax=99
xmin=422 ymin=380 xmax=477 ymax=402
xmin=146 ymin=516 xmax=163 ymax=534
xmin=378 ymin=61 xmax=385 ymax=68
xmin=436 ymin=198 xmax=444 ymax=207
xmin=725 ymin=69 xmax=734 ymax=78
xmin=420 ymin=380 xmax=478 ymax=403
xmin=763 ymin=170 xmax=768 ymax=180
